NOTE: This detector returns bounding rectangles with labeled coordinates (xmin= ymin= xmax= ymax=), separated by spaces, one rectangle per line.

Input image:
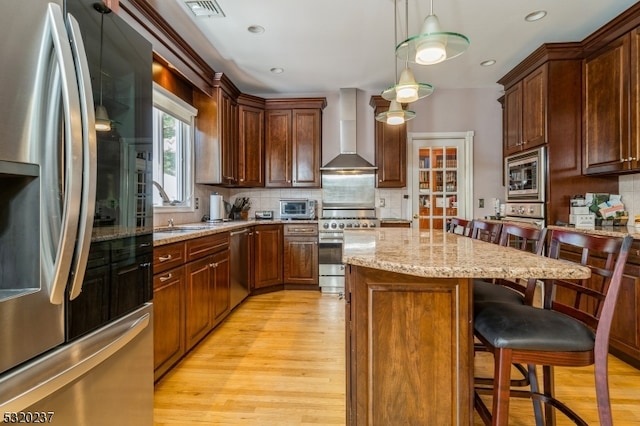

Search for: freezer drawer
xmin=0 ymin=303 xmax=153 ymax=425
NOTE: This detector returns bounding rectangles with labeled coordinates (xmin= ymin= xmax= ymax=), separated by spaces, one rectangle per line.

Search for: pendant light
xmin=382 ymin=0 xmax=433 ymax=104
xmin=376 ymin=0 xmax=416 ymax=125
xmin=396 ymin=0 xmax=469 ymax=66
xmin=94 ymin=3 xmax=111 ymax=132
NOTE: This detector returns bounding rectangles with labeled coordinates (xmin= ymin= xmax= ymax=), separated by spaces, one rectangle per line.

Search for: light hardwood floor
xmin=154 ymin=290 xmax=640 ymax=425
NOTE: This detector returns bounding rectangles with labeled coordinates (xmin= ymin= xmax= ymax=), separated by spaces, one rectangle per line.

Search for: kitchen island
xmin=342 ymin=228 xmax=591 ymax=426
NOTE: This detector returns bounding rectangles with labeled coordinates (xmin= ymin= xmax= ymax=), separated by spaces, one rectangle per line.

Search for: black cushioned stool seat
xmin=473 ymin=280 xmax=525 ymax=306
xmin=474 ymin=302 xmax=595 ymax=352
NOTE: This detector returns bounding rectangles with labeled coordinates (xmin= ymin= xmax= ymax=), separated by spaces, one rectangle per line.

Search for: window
xmin=152 ymin=83 xmax=197 ymax=211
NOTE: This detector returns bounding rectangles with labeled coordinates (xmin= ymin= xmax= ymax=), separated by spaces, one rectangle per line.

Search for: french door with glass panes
xmin=410 ymin=132 xmax=473 ymax=231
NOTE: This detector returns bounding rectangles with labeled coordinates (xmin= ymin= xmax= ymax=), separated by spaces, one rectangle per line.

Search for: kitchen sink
xmin=153 ymin=226 xmax=210 ymax=233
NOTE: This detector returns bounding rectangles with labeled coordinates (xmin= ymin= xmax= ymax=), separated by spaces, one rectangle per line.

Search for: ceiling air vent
xmin=184 ymin=0 xmax=225 ymax=18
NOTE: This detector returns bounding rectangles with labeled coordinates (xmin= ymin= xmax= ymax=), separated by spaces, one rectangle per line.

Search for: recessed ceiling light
xmin=270 ymin=67 xmax=284 ymax=74
xmin=248 ymin=25 xmax=265 ymax=34
xmin=525 ymin=10 xmax=547 ymax=22
xmin=480 ymin=59 xmax=496 ymax=67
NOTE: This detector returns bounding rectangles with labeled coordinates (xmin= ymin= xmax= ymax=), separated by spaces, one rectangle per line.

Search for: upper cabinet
xmin=498 ymin=44 xmax=618 ymax=225
xmin=583 ymin=28 xmax=640 ymax=175
xmin=502 ymin=63 xmax=548 ymax=156
xmin=264 ymin=98 xmax=326 ymax=188
xmin=237 ymin=94 xmax=265 ymax=187
xmin=194 ymin=73 xmax=240 ymax=185
xmin=370 ymin=96 xmax=407 ymax=188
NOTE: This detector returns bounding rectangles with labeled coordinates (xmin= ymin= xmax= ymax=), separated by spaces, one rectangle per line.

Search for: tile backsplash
xmin=619 ymin=174 xmax=640 ymax=220
xmin=155 ymin=173 xmax=639 ymax=227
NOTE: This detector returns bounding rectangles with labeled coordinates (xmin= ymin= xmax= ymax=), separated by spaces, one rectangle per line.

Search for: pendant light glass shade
xmin=396 ymin=11 xmax=469 ymax=65
xmin=95 ymin=3 xmax=111 ymax=132
xmin=375 ymin=100 xmax=415 ymax=125
xmin=381 ymin=0 xmax=434 ymax=105
xmin=95 ymin=105 xmax=111 ymax=131
xmin=381 ymin=67 xmax=434 ymax=103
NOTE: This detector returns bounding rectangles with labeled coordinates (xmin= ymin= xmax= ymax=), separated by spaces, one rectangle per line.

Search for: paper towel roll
xmin=210 ymin=194 xmax=223 ymax=221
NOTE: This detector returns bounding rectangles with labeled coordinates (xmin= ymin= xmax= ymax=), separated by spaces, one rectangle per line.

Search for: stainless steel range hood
xmin=320 ymin=88 xmax=377 ymax=172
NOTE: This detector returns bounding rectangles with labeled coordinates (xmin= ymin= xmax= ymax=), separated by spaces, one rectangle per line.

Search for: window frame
xmin=152 ymin=82 xmax=197 ymax=213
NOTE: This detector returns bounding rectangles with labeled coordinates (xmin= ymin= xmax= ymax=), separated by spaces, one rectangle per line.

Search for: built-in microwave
xmin=505 ymin=147 xmax=546 ymax=202
xmin=279 ymin=199 xmax=317 ymax=220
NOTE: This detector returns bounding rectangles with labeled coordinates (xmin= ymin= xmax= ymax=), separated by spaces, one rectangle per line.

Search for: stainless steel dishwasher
xmin=230 ymin=227 xmax=252 ymax=309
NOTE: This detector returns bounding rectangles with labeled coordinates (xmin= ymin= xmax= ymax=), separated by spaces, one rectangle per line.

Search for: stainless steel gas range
xmin=318 ymin=209 xmax=379 ymax=294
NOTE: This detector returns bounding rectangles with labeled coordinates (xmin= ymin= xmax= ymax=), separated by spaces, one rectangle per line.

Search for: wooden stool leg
xmin=542 ymin=365 xmax=556 ymax=426
xmin=594 ymin=350 xmax=613 ymax=426
xmin=528 ymin=364 xmax=544 ymax=426
xmin=492 ymin=348 xmax=513 ymax=425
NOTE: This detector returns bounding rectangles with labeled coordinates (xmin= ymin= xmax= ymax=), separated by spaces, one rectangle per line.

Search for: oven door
xmin=505 ymin=147 xmax=545 ymax=202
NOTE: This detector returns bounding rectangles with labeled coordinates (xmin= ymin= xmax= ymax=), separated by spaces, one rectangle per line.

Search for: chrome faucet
xmin=168 ymin=218 xmax=174 ymax=228
xmin=152 ymin=180 xmax=172 ymax=204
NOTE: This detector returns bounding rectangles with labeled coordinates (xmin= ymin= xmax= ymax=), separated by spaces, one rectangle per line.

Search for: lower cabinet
xmin=559 ymin=241 xmax=640 ymax=368
xmin=609 ymin=243 xmax=640 ymax=368
xmin=153 ymin=264 xmax=185 ymax=381
xmin=283 ymin=223 xmax=318 ymax=285
xmin=254 ymin=224 xmax=284 ymax=289
xmin=152 ymin=232 xmax=230 ymax=381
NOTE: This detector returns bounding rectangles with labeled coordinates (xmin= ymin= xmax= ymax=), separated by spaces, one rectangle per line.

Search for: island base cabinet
xmin=346 ymin=265 xmax=473 ymax=425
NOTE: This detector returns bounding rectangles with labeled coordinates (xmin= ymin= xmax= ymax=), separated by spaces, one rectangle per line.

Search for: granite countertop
xmin=342 ymin=228 xmax=591 ymax=280
xmin=547 ymin=224 xmax=640 ymax=240
xmin=481 ymin=218 xmax=640 ymax=241
xmin=152 ymin=219 xmax=318 ymax=246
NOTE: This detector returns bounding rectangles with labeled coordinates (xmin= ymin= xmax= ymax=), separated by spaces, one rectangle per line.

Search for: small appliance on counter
xmin=255 ymin=210 xmax=274 ymax=220
xmin=279 ymin=199 xmax=317 ymax=220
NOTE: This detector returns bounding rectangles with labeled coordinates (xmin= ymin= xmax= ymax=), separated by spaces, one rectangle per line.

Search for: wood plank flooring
xmin=154 ymin=290 xmax=640 ymax=425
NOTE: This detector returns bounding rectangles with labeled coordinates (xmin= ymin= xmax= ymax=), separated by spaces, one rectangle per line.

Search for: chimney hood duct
xmin=320 ymin=88 xmax=377 ymax=172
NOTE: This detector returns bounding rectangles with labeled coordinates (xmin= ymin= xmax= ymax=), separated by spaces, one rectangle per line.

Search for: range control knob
xmin=346 ymin=223 xmax=353 ymax=228
xmin=330 ymin=223 xmax=337 ymax=229
xmin=354 ymin=223 xmax=360 ymax=228
xmin=339 ymin=223 xmax=345 ymax=229
xmin=361 ymin=223 xmax=368 ymax=228
xmin=322 ymin=223 xmax=329 ymax=229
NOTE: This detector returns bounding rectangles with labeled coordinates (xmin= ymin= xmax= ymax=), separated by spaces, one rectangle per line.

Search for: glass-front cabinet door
xmin=411 ymin=133 xmax=473 ymax=231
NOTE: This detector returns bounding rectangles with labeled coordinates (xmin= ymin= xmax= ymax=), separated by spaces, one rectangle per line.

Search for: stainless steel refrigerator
xmin=0 ymin=1 xmax=153 ymax=424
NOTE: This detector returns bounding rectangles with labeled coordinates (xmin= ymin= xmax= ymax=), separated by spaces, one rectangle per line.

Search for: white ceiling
xmin=148 ymin=0 xmax=637 ymax=96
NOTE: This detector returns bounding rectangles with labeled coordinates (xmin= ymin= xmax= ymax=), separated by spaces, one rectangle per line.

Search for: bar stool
xmin=473 ymin=223 xmax=547 ymax=388
xmin=473 ymin=229 xmax=633 ymax=426
xmin=474 ymin=223 xmax=547 ymax=307
xmin=469 ymin=219 xmax=502 ymax=244
xmin=447 ymin=217 xmax=471 ymax=236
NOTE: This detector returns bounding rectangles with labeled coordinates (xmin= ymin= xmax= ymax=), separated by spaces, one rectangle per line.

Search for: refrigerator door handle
xmin=66 ymin=14 xmax=97 ymax=300
xmin=0 ymin=311 xmax=150 ymax=413
xmin=44 ymin=3 xmax=84 ymax=305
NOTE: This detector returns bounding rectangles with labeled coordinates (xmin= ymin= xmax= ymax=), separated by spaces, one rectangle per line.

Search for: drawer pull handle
xmin=209 ymin=262 xmax=218 ymax=268
xmin=159 ymin=273 xmax=173 ymax=282
xmin=158 ymin=254 xmax=172 ymax=262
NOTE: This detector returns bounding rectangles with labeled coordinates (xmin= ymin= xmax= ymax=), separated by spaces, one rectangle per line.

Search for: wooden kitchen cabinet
xmin=184 ymin=232 xmax=230 ymax=350
xmin=502 ymin=63 xmax=547 ymax=156
xmin=499 ymin=44 xmax=618 ymax=225
xmin=237 ymin=94 xmax=265 ymax=187
xmin=370 ymin=96 xmax=407 ymax=188
xmin=264 ymin=98 xmax=326 ymax=188
xmin=153 ymin=262 xmax=185 ymax=381
xmin=283 ymin=223 xmax=318 ymax=286
xmin=609 ymin=242 xmax=640 ymax=368
xmin=558 ymin=240 xmax=640 ymax=369
xmin=253 ymin=224 xmax=284 ymax=288
xmin=194 ymin=73 xmax=241 ymax=185
xmin=346 ymin=265 xmax=472 ymax=425
xmin=583 ymin=28 xmax=640 ymax=174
